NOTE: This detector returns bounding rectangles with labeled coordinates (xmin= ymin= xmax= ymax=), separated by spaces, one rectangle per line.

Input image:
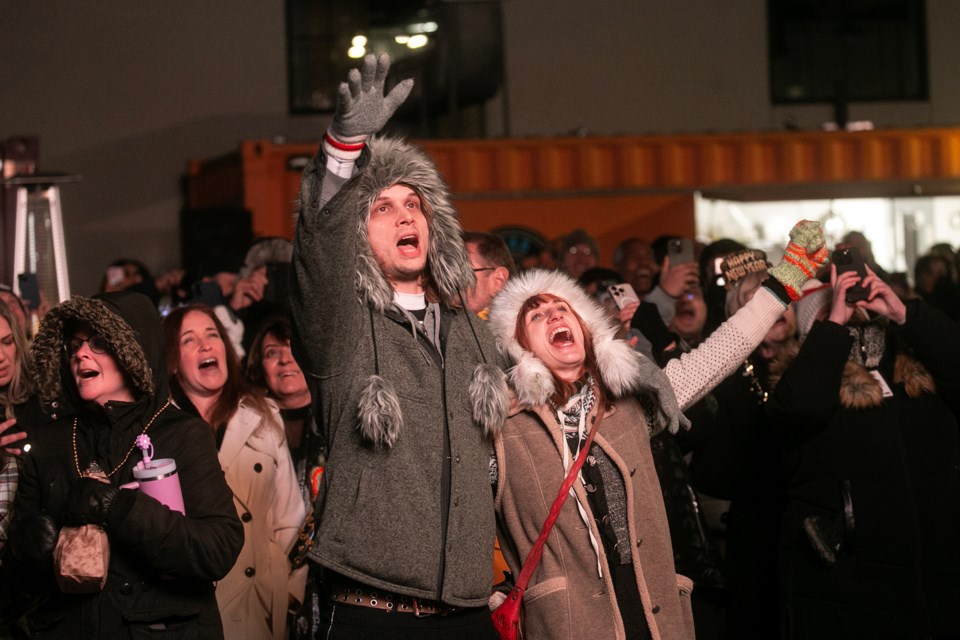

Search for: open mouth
xmin=78 ymin=368 xmax=99 ymax=380
xmin=549 ymin=327 xmax=574 ymax=346
xmin=199 ymin=358 xmax=219 ymax=371
xmin=397 ymin=234 xmax=420 ymax=254
xmin=278 ymin=371 xmax=299 ymax=378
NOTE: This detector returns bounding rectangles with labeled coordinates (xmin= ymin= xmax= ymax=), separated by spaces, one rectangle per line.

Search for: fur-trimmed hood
xmin=488 ymin=269 xmax=688 ymax=433
xmin=31 ymin=292 xmax=168 ymax=412
xmin=351 ymin=136 xmax=474 ymax=313
xmin=313 ymin=136 xmax=507 ymax=448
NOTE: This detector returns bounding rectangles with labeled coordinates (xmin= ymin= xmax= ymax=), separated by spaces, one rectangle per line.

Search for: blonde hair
xmin=0 ymin=299 xmax=33 ymax=421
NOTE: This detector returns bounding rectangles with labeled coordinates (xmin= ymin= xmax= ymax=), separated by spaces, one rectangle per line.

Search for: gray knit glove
xmin=767 ymin=220 xmax=827 ymax=300
xmin=326 ymin=53 xmax=414 ymax=153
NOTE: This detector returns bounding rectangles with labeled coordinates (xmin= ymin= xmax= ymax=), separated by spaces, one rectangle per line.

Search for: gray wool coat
xmin=291 ymin=137 xmax=509 ymax=607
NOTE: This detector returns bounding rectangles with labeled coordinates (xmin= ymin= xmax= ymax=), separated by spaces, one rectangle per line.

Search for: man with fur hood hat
xmin=290 ymin=54 xmax=509 ymax=637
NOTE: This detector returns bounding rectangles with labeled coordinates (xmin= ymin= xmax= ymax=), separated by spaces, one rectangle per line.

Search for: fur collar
xmin=351 ymin=136 xmax=474 ymax=313
xmin=488 ymin=269 xmax=688 ymax=436
xmin=774 ymin=336 xmax=935 ymax=409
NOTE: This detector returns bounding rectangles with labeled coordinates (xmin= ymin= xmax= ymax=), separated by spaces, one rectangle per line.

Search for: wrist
xmin=323 ymin=130 xmax=366 ymax=162
xmin=891 ymin=303 xmax=908 ymax=325
xmin=660 ymin=283 xmax=681 ymax=299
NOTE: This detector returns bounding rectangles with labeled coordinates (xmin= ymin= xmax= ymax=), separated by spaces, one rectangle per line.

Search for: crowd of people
xmin=1 ymin=54 xmax=959 ymax=640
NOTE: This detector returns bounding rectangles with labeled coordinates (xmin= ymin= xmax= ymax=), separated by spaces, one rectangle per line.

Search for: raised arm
xmin=291 ymin=54 xmax=413 ymax=375
xmin=663 ymin=220 xmax=827 ymax=409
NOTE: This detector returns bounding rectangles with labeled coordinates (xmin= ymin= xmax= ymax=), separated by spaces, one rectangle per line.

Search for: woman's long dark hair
xmin=163 ymin=304 xmax=270 ymax=430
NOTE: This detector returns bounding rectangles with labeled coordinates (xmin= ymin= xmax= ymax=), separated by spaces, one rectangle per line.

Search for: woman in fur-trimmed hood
xmin=766 ymin=265 xmax=960 ymax=639
xmin=290 ymin=54 xmax=509 ymax=632
xmin=4 ymin=292 xmax=242 ymax=639
xmin=488 ymin=224 xmax=828 ymax=640
xmin=486 ymin=246 xmax=825 ymax=639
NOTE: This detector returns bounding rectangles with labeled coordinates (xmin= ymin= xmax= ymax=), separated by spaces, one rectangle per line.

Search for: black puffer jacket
xmin=5 ymin=292 xmax=243 ymax=638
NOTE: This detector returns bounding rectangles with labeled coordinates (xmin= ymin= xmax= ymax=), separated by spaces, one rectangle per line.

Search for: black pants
xmin=319 ymin=600 xmax=499 ymax=640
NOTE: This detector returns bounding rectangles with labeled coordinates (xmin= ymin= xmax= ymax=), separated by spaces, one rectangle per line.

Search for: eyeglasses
xmin=66 ymin=335 xmax=110 ymax=356
xmin=472 ymin=267 xmax=496 ymax=273
xmin=567 ymin=246 xmax=594 ymax=256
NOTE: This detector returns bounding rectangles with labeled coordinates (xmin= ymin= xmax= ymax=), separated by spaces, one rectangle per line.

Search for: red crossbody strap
xmin=513 ymin=404 xmax=605 ymax=591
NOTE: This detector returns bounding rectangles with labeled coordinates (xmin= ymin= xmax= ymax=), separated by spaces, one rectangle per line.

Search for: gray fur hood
xmin=31 ymin=292 xmax=167 ymax=411
xmin=352 ymin=136 xmax=475 ymax=312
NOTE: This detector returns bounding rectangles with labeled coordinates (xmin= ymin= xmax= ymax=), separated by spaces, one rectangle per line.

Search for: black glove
xmin=64 ymin=477 xmax=119 ymax=527
xmin=9 ymin=512 xmax=58 ymax=567
xmin=631 ymin=302 xmax=678 ymax=357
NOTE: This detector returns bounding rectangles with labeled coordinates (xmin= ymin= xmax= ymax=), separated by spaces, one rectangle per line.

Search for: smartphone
xmin=17 ymin=272 xmax=41 ymax=309
xmin=607 ymin=283 xmax=641 ymax=309
xmin=191 ymin=280 xmax=223 ymax=307
xmin=832 ymin=247 xmax=869 ymax=303
xmin=667 ymin=238 xmax=695 ymax=265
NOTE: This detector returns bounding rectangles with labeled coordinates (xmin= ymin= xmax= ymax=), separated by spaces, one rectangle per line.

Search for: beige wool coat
xmin=495 ymin=397 xmax=696 ymax=640
xmin=215 ymin=399 xmax=307 ymax=640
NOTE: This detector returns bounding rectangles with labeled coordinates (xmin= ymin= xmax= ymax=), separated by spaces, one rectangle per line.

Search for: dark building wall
xmin=3 ymin=1 xmax=960 ymax=292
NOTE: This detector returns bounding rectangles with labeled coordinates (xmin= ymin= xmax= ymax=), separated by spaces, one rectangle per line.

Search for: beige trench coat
xmin=495 ymin=398 xmax=695 ymax=640
xmin=215 ymin=399 xmax=307 ymax=640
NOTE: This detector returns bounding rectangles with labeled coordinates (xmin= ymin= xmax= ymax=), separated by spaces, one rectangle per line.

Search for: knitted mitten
xmin=323 ymin=53 xmax=414 ymax=161
xmin=768 ymin=220 xmax=827 ymax=300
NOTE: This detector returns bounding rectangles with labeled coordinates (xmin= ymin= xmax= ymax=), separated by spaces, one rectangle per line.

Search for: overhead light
xmin=407 ymin=34 xmax=428 ymax=49
xmin=395 ymin=35 xmax=410 ymax=44
xmin=348 ymin=45 xmax=366 ymax=58
xmin=409 ymin=21 xmax=439 ymax=33
xmin=352 ymin=35 xmax=368 ymax=47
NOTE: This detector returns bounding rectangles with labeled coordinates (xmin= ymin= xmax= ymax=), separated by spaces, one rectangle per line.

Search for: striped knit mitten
xmin=768 ymin=220 xmax=827 ymax=300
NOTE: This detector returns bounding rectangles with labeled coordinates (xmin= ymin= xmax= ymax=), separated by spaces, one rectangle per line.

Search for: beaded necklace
xmin=72 ymin=400 xmax=171 ymax=478
xmin=742 ymin=359 xmax=769 ymax=405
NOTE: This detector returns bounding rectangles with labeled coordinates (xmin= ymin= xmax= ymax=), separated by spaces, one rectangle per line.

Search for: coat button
xmin=52 ymin=401 xmax=59 ymax=408
xmin=652 ymin=605 xmax=660 ymax=614
xmin=241 ymin=512 xmax=252 ymax=522
xmin=254 ymin=463 xmax=262 ymax=473
xmin=244 ymin=567 xmax=255 ymax=577
xmin=637 ymin=539 xmax=643 ymax=547
xmin=120 ymin=581 xmax=133 ymax=595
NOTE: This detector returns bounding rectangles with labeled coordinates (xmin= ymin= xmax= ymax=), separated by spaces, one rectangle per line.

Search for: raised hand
xmin=827 ymin=264 xmax=859 ymax=326
xmin=768 ymin=220 xmax=828 ymax=300
xmin=659 ymin=257 xmax=699 ymax=298
xmin=858 ymin=265 xmax=907 ymax=325
xmin=328 ymin=53 xmax=414 ymax=143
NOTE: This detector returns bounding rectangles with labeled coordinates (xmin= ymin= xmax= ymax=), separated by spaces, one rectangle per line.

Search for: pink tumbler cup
xmin=133 ymin=458 xmax=185 ymax=514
